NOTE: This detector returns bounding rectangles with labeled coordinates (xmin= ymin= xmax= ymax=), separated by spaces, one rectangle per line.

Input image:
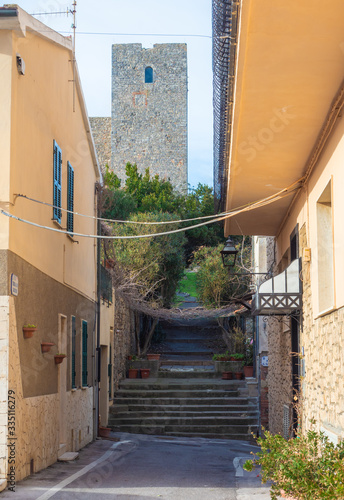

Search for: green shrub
xmin=243 ymin=428 xmax=344 ymax=499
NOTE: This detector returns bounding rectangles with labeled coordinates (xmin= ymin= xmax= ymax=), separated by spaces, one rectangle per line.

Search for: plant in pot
xmin=243 ymin=336 xmax=254 ymax=378
xmin=147 ymin=353 xmax=160 ymax=361
xmin=22 ymin=324 xmax=37 ymax=339
xmin=127 ymin=354 xmax=138 ymax=361
xmin=54 ymin=353 xmax=67 ymax=364
xmin=140 ymin=368 xmax=151 ymax=378
xmin=212 ymin=351 xmax=230 ymax=361
xmin=41 ymin=342 xmax=55 ymax=353
xmin=128 ymin=366 xmax=138 ymax=379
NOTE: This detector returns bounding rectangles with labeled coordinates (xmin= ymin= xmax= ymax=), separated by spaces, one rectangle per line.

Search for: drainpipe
xmin=94 ymin=184 xmax=101 ymax=439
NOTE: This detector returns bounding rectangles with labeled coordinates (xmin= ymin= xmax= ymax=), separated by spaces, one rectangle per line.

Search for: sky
xmin=17 ymin=0 xmax=214 ymax=189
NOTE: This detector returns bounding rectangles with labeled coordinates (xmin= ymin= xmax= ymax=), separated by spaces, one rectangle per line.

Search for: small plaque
xmin=10 ymin=274 xmax=18 ymax=296
xmin=261 ymin=356 xmax=268 ymax=367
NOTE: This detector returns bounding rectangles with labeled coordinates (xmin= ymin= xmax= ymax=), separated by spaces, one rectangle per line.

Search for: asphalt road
xmin=0 ymin=433 xmax=272 ymax=500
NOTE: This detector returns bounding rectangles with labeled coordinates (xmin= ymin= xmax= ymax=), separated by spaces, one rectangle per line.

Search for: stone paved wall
xmin=89 ymin=117 xmax=111 ymax=174
xmin=111 ymin=44 xmax=188 ymax=193
xmin=113 ymin=292 xmax=136 ymax=390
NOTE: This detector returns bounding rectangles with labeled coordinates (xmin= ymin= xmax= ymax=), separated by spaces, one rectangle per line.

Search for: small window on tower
xmin=145 ymin=66 xmax=153 ymax=83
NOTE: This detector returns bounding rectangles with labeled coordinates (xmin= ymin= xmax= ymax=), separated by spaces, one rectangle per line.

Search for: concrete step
xmin=117 ymin=379 xmax=246 ymax=390
xmin=108 ymin=423 xmax=259 ymax=439
xmin=159 ymin=360 xmax=215 ymax=366
xmin=110 ymin=409 xmax=259 ymax=419
xmin=114 ymin=389 xmax=239 ymax=398
xmin=109 ymin=415 xmax=259 ymax=426
xmin=110 ymin=404 xmax=258 ymax=414
xmin=112 ymin=397 xmax=256 ymax=406
xmin=158 ymin=370 xmax=218 ymax=378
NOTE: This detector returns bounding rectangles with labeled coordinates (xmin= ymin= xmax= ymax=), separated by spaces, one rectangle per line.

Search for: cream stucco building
xmin=0 ymin=5 xmax=115 ymax=488
xmin=213 ymin=0 xmax=344 ymax=440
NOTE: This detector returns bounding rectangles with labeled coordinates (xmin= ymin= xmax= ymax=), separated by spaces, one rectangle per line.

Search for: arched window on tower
xmin=145 ymin=66 xmax=153 ymax=83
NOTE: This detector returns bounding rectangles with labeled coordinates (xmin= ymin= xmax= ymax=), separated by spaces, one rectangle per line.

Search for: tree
xmin=105 ymin=212 xmax=186 ymax=308
xmin=192 ymin=238 xmax=252 ymax=308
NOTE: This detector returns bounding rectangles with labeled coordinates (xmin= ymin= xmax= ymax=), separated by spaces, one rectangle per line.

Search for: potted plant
xmin=230 ymin=353 xmax=245 ymax=361
xmin=22 ymin=324 xmax=37 ymax=339
xmin=98 ymin=426 xmax=111 ymax=438
xmin=243 ymin=336 xmax=254 ymax=378
xmin=140 ymin=368 xmax=151 ymax=378
xmin=234 ymin=371 xmax=243 ymax=380
xmin=127 ymin=354 xmax=138 ymax=361
xmin=147 ymin=353 xmax=160 ymax=360
xmin=212 ymin=351 xmax=230 ymax=361
xmin=222 ymin=371 xmax=233 ymax=380
xmin=128 ymin=367 xmax=138 ymax=379
xmin=54 ymin=353 xmax=67 ymax=364
xmin=41 ymin=342 xmax=55 ymax=353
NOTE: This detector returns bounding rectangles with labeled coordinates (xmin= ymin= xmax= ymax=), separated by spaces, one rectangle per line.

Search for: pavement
xmin=0 ymin=432 xmax=272 ymax=500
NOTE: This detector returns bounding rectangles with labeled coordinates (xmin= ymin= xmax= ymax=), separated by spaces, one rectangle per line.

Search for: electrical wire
xmin=14 ymin=177 xmax=304 ymax=227
xmin=14 ymin=194 xmax=235 ymax=225
xmin=0 ymin=187 xmax=300 ymax=240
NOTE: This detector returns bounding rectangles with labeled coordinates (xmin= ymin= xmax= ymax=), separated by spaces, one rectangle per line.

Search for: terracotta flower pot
xmin=98 ymin=426 xmax=111 ymax=438
xmin=222 ymin=371 xmax=233 ymax=380
xmin=234 ymin=371 xmax=243 ymax=380
xmin=140 ymin=368 xmax=151 ymax=379
xmin=54 ymin=354 xmax=66 ymax=364
xmin=41 ymin=342 xmax=55 ymax=353
xmin=128 ymin=368 xmax=138 ymax=379
xmin=147 ymin=354 xmax=160 ymax=360
xmin=23 ymin=327 xmax=37 ymax=339
xmin=243 ymin=365 xmax=254 ymax=378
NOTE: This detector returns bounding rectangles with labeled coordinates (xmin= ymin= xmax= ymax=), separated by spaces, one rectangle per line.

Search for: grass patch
xmin=177 ymin=271 xmax=198 ymax=298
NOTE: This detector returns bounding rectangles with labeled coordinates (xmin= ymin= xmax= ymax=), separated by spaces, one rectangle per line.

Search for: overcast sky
xmin=17 ymin=0 xmax=213 ymax=189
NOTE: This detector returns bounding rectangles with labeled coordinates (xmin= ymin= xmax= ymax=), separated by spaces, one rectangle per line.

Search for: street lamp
xmin=220 ymin=237 xmax=238 ymax=268
xmin=221 ymin=237 xmax=272 ymax=279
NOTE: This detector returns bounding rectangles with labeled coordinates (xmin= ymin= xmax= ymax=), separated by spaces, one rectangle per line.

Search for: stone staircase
xmin=109 ymin=316 xmax=259 ymax=440
xmin=109 ymin=377 xmax=259 ymax=440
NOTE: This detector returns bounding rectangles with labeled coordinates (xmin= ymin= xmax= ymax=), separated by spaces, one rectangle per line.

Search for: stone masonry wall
xmin=265 ymin=236 xmax=293 ymax=436
xmin=111 ymin=44 xmax=188 ymax=193
xmin=301 ymin=225 xmax=344 ymax=441
xmin=89 ymin=117 xmax=111 ymax=173
xmin=113 ymin=292 xmax=136 ymax=390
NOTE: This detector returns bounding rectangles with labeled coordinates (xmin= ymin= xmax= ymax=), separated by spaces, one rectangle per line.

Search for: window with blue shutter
xmin=53 ymin=140 xmax=62 ymax=223
xmin=82 ymin=320 xmax=88 ymax=387
xmin=108 ymin=344 xmax=112 ymax=398
xmin=71 ymin=316 xmax=76 ymax=388
xmin=145 ymin=66 xmax=153 ymax=83
xmin=67 ymin=162 xmax=74 ymax=235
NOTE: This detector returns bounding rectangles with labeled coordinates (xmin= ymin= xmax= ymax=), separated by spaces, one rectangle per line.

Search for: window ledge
xmin=81 ymin=386 xmax=88 ymax=390
xmin=315 ymin=305 xmax=337 ymax=320
xmin=71 ymin=388 xmax=77 ymax=392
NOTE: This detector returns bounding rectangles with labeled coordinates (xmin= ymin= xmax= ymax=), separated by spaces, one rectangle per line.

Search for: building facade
xmin=213 ymin=0 xmax=344 ymax=441
xmin=0 ymin=6 xmax=103 ymax=486
xmin=91 ymin=43 xmax=188 ymax=193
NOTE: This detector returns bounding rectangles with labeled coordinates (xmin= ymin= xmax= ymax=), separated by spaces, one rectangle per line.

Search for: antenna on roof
xmin=70 ymin=1 xmax=77 ymax=112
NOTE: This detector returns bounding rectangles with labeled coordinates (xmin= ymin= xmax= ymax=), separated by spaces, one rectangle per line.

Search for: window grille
xmin=145 ymin=66 xmax=153 ymax=83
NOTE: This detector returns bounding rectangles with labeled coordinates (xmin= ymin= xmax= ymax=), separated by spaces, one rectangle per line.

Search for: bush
xmin=243 ymin=428 xmax=344 ymax=499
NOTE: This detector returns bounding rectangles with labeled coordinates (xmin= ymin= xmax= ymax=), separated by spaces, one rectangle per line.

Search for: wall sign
xmin=261 ymin=355 xmax=268 ymax=367
xmin=10 ymin=274 xmax=18 ymax=296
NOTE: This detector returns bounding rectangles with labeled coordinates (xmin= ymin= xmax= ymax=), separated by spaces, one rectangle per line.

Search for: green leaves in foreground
xmin=243 ymin=428 xmax=344 ymax=500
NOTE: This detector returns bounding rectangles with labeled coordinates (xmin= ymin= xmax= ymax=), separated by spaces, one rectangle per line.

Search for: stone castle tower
xmin=110 ymin=43 xmax=188 ymax=192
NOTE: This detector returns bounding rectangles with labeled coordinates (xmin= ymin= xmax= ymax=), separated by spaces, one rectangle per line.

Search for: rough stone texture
xmin=89 ymin=117 xmax=111 ymax=173
xmin=113 ymin=292 xmax=136 ymax=391
xmin=111 ymin=43 xmax=188 ymax=193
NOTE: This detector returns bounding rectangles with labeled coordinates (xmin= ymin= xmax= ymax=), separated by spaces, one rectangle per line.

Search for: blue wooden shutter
xmin=71 ymin=316 xmax=76 ymax=388
xmin=67 ymin=162 xmax=74 ymax=235
xmin=82 ymin=320 xmax=88 ymax=387
xmin=53 ymin=140 xmax=62 ymax=223
xmin=108 ymin=344 xmax=112 ymax=397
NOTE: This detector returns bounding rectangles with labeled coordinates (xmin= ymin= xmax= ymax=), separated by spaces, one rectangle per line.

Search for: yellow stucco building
xmin=214 ymin=0 xmax=344 ymax=440
xmin=0 ymin=5 xmax=112 ymax=487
